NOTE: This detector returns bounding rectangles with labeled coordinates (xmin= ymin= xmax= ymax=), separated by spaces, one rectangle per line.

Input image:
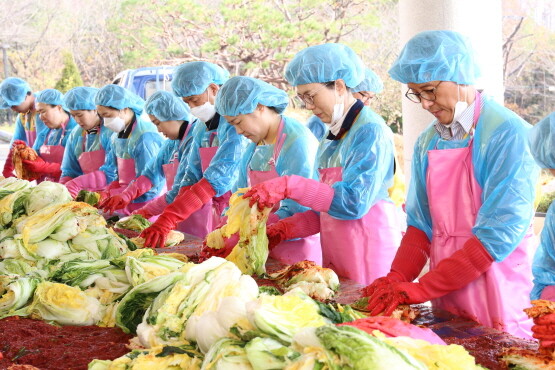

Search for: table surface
xmin=158 ymin=235 xmax=539 ymax=370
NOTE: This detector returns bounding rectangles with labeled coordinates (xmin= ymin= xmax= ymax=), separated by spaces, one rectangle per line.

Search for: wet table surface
xmin=158 ymin=235 xmax=539 ymax=370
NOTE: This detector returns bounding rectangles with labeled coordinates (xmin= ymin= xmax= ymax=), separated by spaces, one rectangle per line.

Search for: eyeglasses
xmin=405 ymin=81 xmax=442 ymax=103
xmin=295 ymin=82 xmax=334 ymax=106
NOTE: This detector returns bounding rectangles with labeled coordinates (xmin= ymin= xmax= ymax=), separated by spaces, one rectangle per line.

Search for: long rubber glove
xmin=366 ymin=236 xmax=493 ymax=316
xmin=100 ymin=175 xmax=152 ymax=214
xmin=199 ymin=212 xmax=282 ymax=261
xmin=22 ymin=158 xmax=61 ymax=178
xmin=133 ymin=185 xmax=193 ymax=220
xmin=98 ymin=180 xmax=122 ymax=204
xmin=243 ymin=175 xmax=334 ymax=212
xmin=139 ymin=178 xmax=215 ymax=248
xmin=65 ymin=170 xmax=108 ymax=197
xmin=59 ymin=176 xmax=73 ymax=184
xmin=2 ymin=147 xmax=15 ymax=178
xmin=532 ymin=313 xmax=555 ymax=347
xmin=362 ymin=226 xmax=430 ymax=297
xmin=266 ymin=210 xmax=321 ymax=250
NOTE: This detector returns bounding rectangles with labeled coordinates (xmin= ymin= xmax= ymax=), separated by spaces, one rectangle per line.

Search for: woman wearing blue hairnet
xmin=94 ymin=84 xmax=164 ymax=214
xmin=244 ymin=43 xmax=403 ymax=285
xmin=99 ymin=91 xmax=206 ymax=237
xmin=0 ymin=77 xmax=47 ymax=178
xmin=307 ymin=67 xmax=384 ymax=141
xmin=60 ymin=87 xmax=116 ymax=194
xmin=20 ymin=88 xmax=77 ymax=182
xmin=528 ymin=112 xmax=555 ymax=347
xmin=201 ymin=76 xmax=321 ymax=264
xmin=139 ymin=61 xmax=251 ymax=248
xmin=363 ymin=30 xmax=538 ymax=339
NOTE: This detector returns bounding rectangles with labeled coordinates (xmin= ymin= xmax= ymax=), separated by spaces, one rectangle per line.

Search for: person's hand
xmin=199 ymin=233 xmax=239 ymax=261
xmin=21 ymin=157 xmax=45 ymax=172
xmin=365 ymin=282 xmax=426 ymax=316
xmin=532 ymin=313 xmax=555 ymax=348
xmin=99 ymin=194 xmax=131 ymax=214
xmin=361 ymin=276 xmax=400 ymax=298
xmin=139 ymin=222 xmax=171 ymax=249
xmin=243 ymin=177 xmax=288 ymax=210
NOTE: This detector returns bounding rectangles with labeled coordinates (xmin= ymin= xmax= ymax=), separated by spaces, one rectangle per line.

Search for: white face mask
xmin=104 ymin=115 xmax=126 ymax=133
xmin=191 ymin=102 xmax=216 ymax=123
xmin=451 ymin=85 xmax=468 ymax=124
xmin=327 ymin=83 xmax=345 ymax=136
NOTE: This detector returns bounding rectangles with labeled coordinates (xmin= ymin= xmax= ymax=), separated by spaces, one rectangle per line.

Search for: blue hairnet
xmin=352 ymin=68 xmax=383 ymax=94
xmin=95 ymin=84 xmax=144 ymax=116
xmin=285 ymin=43 xmax=365 ymax=88
xmin=36 ymin=88 xmax=68 ymax=111
xmin=0 ymin=77 xmax=31 ymax=108
xmin=172 ymin=62 xmax=229 ymax=97
xmin=64 ymin=86 xmax=99 ymax=111
xmin=145 ymin=90 xmax=191 ymax=123
xmin=529 ymin=112 xmax=555 ymax=168
xmin=389 ymin=30 xmax=481 ymax=84
xmin=215 ymin=76 xmax=289 ymax=116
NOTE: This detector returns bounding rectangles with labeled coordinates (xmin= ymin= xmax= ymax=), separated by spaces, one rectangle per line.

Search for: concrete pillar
xmin=398 ymin=0 xmax=503 ymax=183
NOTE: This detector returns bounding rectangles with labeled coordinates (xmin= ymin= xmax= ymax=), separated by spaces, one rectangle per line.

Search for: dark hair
xmin=324 ymin=80 xmax=352 ymax=93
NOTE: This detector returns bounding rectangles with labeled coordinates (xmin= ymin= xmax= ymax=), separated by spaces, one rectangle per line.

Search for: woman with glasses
xmin=306 ymin=67 xmax=383 ymax=141
xmin=363 ymin=30 xmax=538 ymax=339
xmin=243 ymin=43 xmax=403 ymax=285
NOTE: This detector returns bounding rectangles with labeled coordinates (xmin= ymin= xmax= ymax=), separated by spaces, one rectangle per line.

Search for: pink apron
xmin=247 ymin=120 xmax=322 ymax=265
xmin=427 ymin=93 xmax=535 ymax=339
xmin=78 ymin=127 xmax=106 ymax=176
xmin=39 ymin=122 xmax=67 ymax=182
xmin=319 ymin=166 xmax=402 ymax=285
xmin=112 ymin=123 xmax=147 ymax=215
xmin=198 ymin=131 xmax=230 ymax=231
xmin=163 ymin=125 xmax=211 ymax=239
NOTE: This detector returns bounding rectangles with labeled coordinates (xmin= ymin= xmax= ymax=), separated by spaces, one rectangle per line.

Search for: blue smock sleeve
xmin=166 ymin=122 xmax=205 ymax=203
xmin=275 ymin=120 xmax=319 ymax=219
xmin=306 ymin=115 xmax=327 ymax=142
xmin=11 ymin=115 xmax=26 ymax=144
xmin=532 ymin=203 xmax=555 ymax=299
xmin=132 ymin=132 xmax=164 ymax=202
xmin=472 ymin=120 xmax=539 ymax=262
xmin=60 ymin=127 xmax=84 ymax=178
xmin=203 ymin=120 xmax=252 ymax=197
xmin=327 ymin=122 xmax=395 ymax=220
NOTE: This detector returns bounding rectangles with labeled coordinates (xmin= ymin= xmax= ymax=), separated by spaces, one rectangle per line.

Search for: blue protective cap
xmin=171 ymin=61 xmax=230 ymax=97
xmin=0 ymin=77 xmax=31 ymax=108
xmin=530 ymin=112 xmax=555 ymax=169
xmin=145 ymin=90 xmax=192 ymax=122
xmin=215 ymin=76 xmax=288 ymax=116
xmin=389 ymin=30 xmax=481 ymax=85
xmin=352 ymin=68 xmax=383 ymax=94
xmin=63 ymin=86 xmax=100 ymax=111
xmin=36 ymin=88 xmax=68 ymax=111
xmin=285 ymin=43 xmax=365 ymax=88
xmin=95 ymin=84 xmax=144 ymax=116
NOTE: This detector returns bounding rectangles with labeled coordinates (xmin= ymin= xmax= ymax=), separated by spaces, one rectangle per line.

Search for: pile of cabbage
xmin=86 ymin=257 xmax=480 ymax=370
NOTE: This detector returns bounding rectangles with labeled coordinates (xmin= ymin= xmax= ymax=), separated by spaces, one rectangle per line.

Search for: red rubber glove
xmin=22 ymin=157 xmax=61 ymax=177
xmin=133 ymin=195 xmax=169 ymax=219
xmin=532 ymin=313 xmax=555 ymax=348
xmin=140 ymin=178 xmax=215 ymax=248
xmin=100 ymin=176 xmax=152 ymax=214
xmin=65 ymin=170 xmax=107 ymax=197
xmin=178 ymin=185 xmax=192 ymax=197
xmin=362 ymin=226 xmax=431 ymax=297
xmin=266 ymin=210 xmax=321 ymax=250
xmin=59 ymin=176 xmax=73 ymax=184
xmin=2 ymin=147 xmax=15 ymax=178
xmin=366 ymin=237 xmax=493 ymax=316
xmin=199 ymin=233 xmax=240 ymax=261
xmin=243 ymin=175 xmax=334 ymax=212
xmin=98 ymin=180 xmax=121 ymax=202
